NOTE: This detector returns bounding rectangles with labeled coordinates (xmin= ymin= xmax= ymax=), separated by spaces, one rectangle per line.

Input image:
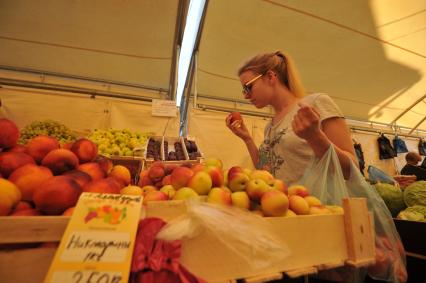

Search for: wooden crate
xmin=0 ymin=198 xmax=375 ymax=283
xmin=109 ymin=155 xmax=144 ymax=184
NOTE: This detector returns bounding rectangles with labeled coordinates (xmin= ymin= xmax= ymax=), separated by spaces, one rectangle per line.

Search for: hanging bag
xmin=378 ymin=134 xmax=397 ymax=159
xmin=353 ymin=142 xmax=366 ymax=176
xmin=299 ymin=145 xmax=407 ymax=283
xmin=392 ymin=135 xmax=408 ymax=154
xmin=418 ymin=138 xmax=426 ymax=156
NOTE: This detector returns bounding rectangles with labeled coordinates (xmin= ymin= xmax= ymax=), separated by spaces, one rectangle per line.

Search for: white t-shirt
xmin=258 ymin=93 xmax=344 ymax=185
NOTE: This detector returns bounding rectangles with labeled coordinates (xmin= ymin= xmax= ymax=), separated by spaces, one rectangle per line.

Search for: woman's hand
xmin=292 ymin=102 xmax=323 ymax=142
xmin=226 ymin=113 xmax=251 ymax=142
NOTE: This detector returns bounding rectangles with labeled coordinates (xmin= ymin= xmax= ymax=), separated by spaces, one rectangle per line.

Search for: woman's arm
xmin=226 ymin=114 xmax=259 ymax=167
xmin=292 ymin=103 xmax=357 ymax=179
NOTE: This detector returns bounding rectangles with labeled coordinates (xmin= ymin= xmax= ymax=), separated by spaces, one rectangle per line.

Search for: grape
xmin=19 ymin=119 xmax=77 ymax=144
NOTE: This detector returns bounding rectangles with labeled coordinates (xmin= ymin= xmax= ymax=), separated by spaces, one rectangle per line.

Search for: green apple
xmin=160 ymin=185 xmax=176 ymax=199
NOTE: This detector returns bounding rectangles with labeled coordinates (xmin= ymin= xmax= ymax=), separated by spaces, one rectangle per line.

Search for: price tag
xmin=151 ymin=99 xmax=177 ymax=117
xmin=44 ymin=193 xmax=142 ymax=283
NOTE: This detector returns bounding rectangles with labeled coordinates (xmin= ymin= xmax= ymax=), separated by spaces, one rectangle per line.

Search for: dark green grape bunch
xmin=19 ymin=119 xmax=77 ymax=145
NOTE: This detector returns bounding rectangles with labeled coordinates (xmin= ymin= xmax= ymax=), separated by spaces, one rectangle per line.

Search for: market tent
xmin=191 ymin=0 xmax=426 ymax=131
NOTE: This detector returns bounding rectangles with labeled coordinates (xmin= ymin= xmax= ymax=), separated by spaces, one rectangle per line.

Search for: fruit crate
xmin=144 ymin=136 xmax=203 ymax=165
xmin=0 ymin=198 xmax=375 ymax=283
xmin=108 ymin=155 xmax=144 ymax=185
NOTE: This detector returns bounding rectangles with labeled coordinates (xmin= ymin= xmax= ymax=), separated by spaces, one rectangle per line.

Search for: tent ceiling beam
xmin=408 ymin=116 xmax=426 ymax=135
xmin=350 ymin=125 xmax=424 ymax=139
xmin=0 ymin=65 xmax=167 ymax=94
xmin=0 ymin=78 xmax=153 ymax=103
xmin=390 ymin=93 xmax=426 ymax=125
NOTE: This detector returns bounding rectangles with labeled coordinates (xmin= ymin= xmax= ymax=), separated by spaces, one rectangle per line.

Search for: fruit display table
xmin=0 ymin=198 xmax=375 ymax=283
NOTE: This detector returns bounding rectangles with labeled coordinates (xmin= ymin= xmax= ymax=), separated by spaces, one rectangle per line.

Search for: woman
xmin=226 ymin=51 xmax=357 ymax=185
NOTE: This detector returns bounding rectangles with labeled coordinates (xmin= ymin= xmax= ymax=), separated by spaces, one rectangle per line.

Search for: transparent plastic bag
xmin=156 ymin=200 xmax=291 ymax=272
xmin=299 ymin=145 xmax=407 ymax=283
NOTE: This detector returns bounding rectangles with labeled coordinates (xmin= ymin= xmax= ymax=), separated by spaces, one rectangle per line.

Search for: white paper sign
xmin=152 ymin=99 xmax=177 ymax=117
xmin=51 ymin=270 xmax=122 ymax=283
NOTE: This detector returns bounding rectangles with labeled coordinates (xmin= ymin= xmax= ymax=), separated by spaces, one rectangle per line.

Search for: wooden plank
xmin=285 ymin=266 xmax=317 ymax=278
xmin=0 ymin=216 xmax=69 ymax=243
xmin=244 ymin=272 xmax=283 ymax=283
xmin=0 ymin=247 xmax=56 ymax=283
xmin=315 ymin=260 xmax=345 ymax=270
xmin=342 ymin=198 xmax=375 ymax=266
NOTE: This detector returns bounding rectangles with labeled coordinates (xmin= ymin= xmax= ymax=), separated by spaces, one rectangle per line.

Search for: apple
xmin=246 ymin=178 xmax=270 ymax=200
xmin=204 ymin=158 xmax=223 ymax=169
xmin=228 ymin=172 xmax=250 ymax=192
xmin=191 ymin=163 xmax=205 ymax=174
xmin=0 ymin=118 xmax=20 ymax=149
xmin=287 ymin=185 xmax=310 ymax=197
xmin=204 ymin=166 xmax=224 ymax=187
xmin=160 ymin=185 xmax=176 ymax=199
xmin=148 ymin=165 xmax=165 ymax=183
xmin=187 ymin=171 xmax=212 ymax=195
xmin=260 ymin=190 xmax=289 ymax=217
xmin=171 ymin=167 xmax=194 ymax=189
xmin=173 ymin=187 xmax=199 ymax=200
xmin=207 ymin=187 xmax=232 ymax=205
xmin=304 ymin=196 xmax=322 ymax=207
xmin=249 ymin=170 xmax=274 ymax=183
xmin=161 ymin=174 xmax=172 ymax=186
xmin=140 ymin=185 xmax=158 ymax=196
xmin=288 ymin=195 xmax=310 ymax=215
xmin=242 ymin=168 xmax=253 ymax=177
xmin=231 ymin=191 xmax=250 ymax=210
xmin=229 ymin=111 xmax=242 ymax=124
xmin=109 ymin=165 xmax=131 ymax=186
xmin=227 ymin=166 xmax=243 ymax=179
xmin=269 ymin=179 xmax=287 ymax=194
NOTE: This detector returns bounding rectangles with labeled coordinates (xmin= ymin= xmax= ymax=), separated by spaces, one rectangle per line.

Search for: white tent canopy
xmin=0 ymin=0 xmax=425 ymax=130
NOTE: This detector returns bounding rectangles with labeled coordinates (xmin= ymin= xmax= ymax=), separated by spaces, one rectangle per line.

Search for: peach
xmin=26 ymin=135 xmax=60 ymax=163
xmin=161 ymin=174 xmax=172 ymax=186
xmin=71 ymin=138 xmax=98 ymax=163
xmin=0 ymin=152 xmax=35 ymax=178
xmin=95 ymin=155 xmax=113 ymax=174
xmin=10 ymin=208 xmax=42 ymax=216
xmin=62 ymin=206 xmax=75 ymax=216
xmin=164 ymin=164 xmax=178 ymax=175
xmin=228 ymin=172 xmax=250 ymax=192
xmin=143 ymin=190 xmax=168 ymax=204
xmin=171 ymin=166 xmax=194 ymax=189
xmin=249 ymin=170 xmax=274 ymax=183
xmin=11 ymin=201 xmax=34 ymax=213
xmin=140 ymin=185 xmax=158 ymax=196
xmin=9 ymin=164 xmax=54 ymax=201
xmin=229 ymin=112 xmax=242 ymax=124
xmin=309 ymin=205 xmax=332 ymax=215
xmin=288 ymin=195 xmax=310 ymax=215
xmin=33 ymin=176 xmax=82 ymax=215
xmin=41 ymin=149 xmax=79 ymax=175
xmin=109 ymin=165 xmax=131 ymax=186
xmin=0 ymin=178 xmax=22 ymax=206
xmin=6 ymin=144 xmax=27 ymax=153
xmin=191 ymin=163 xmax=205 ymax=174
xmin=0 ymin=192 xmax=14 ymax=216
xmin=325 ymin=205 xmax=344 ymax=215
xmin=62 ymin=142 xmax=74 ymax=150
xmin=282 ymin=209 xmax=297 ymax=217
xmin=0 ymin=118 xmax=19 ymax=149
xmin=207 ymin=187 xmax=232 ymax=205
xmin=83 ymin=177 xmax=122 ymax=194
xmin=63 ymin=170 xmax=92 ymax=187
xmin=148 ymin=165 xmax=165 ymax=183
xmin=260 ymin=190 xmax=289 ymax=217
xmin=227 ymin=166 xmax=244 ymax=179
xmin=77 ymin=162 xmax=105 ymax=181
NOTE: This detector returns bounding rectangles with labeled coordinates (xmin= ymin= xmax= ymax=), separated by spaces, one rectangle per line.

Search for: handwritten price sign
xmin=44 ymin=193 xmax=142 ymax=283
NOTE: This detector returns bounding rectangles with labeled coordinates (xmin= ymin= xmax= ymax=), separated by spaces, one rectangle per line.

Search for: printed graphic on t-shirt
xmin=258 ymin=128 xmax=286 ymax=176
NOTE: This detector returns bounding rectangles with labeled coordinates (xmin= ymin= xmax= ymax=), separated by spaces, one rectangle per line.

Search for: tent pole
xmin=193 ymin=51 xmax=198 ymax=108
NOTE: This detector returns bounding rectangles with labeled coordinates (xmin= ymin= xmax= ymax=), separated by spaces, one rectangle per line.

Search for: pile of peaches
xmin=0 ymin=118 xmax=133 ymax=216
xmin=127 ymin=158 xmax=344 ymax=217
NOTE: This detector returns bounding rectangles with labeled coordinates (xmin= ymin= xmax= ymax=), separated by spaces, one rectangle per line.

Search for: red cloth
xmin=130 ymin=218 xmax=206 ymax=283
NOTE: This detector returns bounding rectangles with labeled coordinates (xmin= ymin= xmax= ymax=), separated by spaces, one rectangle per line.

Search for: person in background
xmin=225 ymin=51 xmax=357 ymax=185
xmin=401 ymin=152 xmax=426 ymax=181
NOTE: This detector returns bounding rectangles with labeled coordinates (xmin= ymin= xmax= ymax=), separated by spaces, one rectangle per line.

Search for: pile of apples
xmin=0 ymin=118 xmax=134 ymax=217
xmin=120 ymin=156 xmax=343 ymax=217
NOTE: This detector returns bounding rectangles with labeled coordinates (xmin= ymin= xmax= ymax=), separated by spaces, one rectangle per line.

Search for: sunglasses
xmin=242 ymin=73 xmax=263 ymax=96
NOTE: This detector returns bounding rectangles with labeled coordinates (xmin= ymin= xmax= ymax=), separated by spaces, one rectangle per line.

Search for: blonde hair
xmin=238 ymin=51 xmax=305 ymax=98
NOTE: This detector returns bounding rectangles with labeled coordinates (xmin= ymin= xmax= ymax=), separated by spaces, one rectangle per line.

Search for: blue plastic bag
xmin=367 ymin=165 xmax=396 ymax=185
xmin=299 ymin=145 xmax=407 ymax=283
